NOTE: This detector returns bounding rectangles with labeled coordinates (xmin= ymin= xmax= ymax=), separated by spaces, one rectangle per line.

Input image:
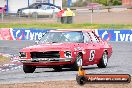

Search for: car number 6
xmin=89 ymin=50 xmax=95 ymax=61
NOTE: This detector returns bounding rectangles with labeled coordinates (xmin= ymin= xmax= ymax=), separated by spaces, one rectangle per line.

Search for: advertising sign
xmin=97 ymin=29 xmax=132 ymax=42
xmin=10 ymin=28 xmax=50 ymax=40
xmin=0 ymin=28 xmax=132 ymax=42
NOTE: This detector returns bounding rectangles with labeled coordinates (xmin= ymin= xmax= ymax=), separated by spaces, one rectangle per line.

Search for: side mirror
xmin=35 ymin=41 xmax=39 ymax=44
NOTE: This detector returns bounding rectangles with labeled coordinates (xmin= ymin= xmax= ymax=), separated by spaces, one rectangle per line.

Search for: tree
xmin=92 ymin=0 xmax=121 ymax=6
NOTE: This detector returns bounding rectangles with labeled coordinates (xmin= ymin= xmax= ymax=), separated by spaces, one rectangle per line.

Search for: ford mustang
xmin=19 ymin=30 xmax=112 ymax=73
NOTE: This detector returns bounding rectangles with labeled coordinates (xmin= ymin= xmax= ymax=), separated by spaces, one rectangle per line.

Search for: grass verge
xmin=0 ymin=23 xmax=132 ymax=29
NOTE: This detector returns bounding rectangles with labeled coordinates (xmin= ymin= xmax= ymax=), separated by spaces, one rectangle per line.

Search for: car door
xmin=41 ymin=5 xmax=54 ymax=15
xmin=84 ymin=32 xmax=101 ymax=65
xmin=36 ymin=5 xmax=47 ymax=15
xmin=82 ymin=32 xmax=98 ymax=65
xmin=27 ymin=4 xmax=41 ymax=15
xmin=82 ymin=32 xmax=94 ymax=65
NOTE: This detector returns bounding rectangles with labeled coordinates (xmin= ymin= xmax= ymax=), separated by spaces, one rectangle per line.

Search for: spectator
xmin=65 ymin=8 xmax=75 ymax=17
xmin=56 ymin=8 xmax=65 ymax=23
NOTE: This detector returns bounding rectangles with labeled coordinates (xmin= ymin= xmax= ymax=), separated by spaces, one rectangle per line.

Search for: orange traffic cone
xmin=78 ymin=66 xmax=86 ymax=76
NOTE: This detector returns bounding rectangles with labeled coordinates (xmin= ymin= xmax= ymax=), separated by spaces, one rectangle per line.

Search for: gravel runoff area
xmin=0 ymin=9 xmax=132 ymax=24
xmin=0 ymin=41 xmax=132 ymax=88
xmin=0 ymin=80 xmax=131 ymax=88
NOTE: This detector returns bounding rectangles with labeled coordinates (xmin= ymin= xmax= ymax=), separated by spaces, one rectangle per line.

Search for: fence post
xmin=90 ymin=7 xmax=93 ymax=24
xmin=1 ymin=8 xmax=4 ymax=21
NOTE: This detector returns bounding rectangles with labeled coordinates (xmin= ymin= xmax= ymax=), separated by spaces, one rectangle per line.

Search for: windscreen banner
xmin=0 ymin=28 xmax=132 ymax=42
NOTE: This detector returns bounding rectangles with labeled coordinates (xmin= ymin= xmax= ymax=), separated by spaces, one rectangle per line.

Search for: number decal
xmin=89 ymin=50 xmax=95 ymax=61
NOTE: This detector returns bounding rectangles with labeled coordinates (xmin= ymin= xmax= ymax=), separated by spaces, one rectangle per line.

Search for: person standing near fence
xmin=56 ymin=8 xmax=65 ymax=23
xmin=56 ymin=8 xmax=75 ymax=24
xmin=65 ymin=8 xmax=75 ymax=24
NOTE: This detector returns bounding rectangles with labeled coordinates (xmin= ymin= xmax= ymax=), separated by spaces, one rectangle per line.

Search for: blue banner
xmin=10 ymin=28 xmax=52 ymax=40
xmin=97 ymin=29 xmax=132 ymax=42
xmin=10 ymin=28 xmax=132 ymax=41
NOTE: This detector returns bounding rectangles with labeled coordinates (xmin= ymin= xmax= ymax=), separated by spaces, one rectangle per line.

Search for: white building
xmin=0 ymin=0 xmax=62 ymax=13
xmin=72 ymin=0 xmax=85 ymax=3
xmin=72 ymin=0 xmax=77 ymax=3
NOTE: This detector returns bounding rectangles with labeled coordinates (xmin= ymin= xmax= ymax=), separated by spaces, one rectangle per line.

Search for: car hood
xmin=20 ymin=43 xmax=84 ymax=52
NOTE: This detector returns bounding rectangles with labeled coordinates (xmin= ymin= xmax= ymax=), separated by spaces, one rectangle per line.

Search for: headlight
xmin=19 ymin=52 xmax=26 ymax=58
xmin=64 ymin=51 xmax=72 ymax=58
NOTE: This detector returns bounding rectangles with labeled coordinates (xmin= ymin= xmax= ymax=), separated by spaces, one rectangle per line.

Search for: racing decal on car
xmin=89 ymin=50 xmax=95 ymax=61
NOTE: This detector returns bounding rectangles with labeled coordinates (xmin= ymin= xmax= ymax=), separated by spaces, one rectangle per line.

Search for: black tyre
xmin=17 ymin=12 xmax=21 ymax=17
xmin=23 ymin=65 xmax=36 ymax=73
xmin=72 ymin=54 xmax=83 ymax=71
xmin=76 ymin=75 xmax=87 ymax=85
xmin=97 ymin=52 xmax=108 ymax=68
xmin=53 ymin=66 xmax=62 ymax=71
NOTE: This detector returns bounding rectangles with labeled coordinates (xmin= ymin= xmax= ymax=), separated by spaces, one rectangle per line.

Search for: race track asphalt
xmin=0 ymin=41 xmax=132 ymax=84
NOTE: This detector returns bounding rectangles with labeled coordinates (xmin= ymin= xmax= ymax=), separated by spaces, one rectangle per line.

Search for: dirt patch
xmin=0 ymin=80 xmax=131 ymax=88
xmin=0 ymin=9 xmax=132 ymax=24
xmin=0 ymin=55 xmax=11 ymax=66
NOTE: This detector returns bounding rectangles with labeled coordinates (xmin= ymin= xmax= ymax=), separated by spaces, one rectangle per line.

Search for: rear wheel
xmin=97 ymin=52 xmax=108 ymax=68
xmin=23 ymin=65 xmax=36 ymax=73
xmin=53 ymin=66 xmax=62 ymax=71
xmin=17 ymin=11 xmax=21 ymax=17
xmin=72 ymin=54 xmax=82 ymax=71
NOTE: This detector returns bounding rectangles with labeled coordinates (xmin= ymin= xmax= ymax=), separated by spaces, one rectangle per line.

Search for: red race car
xmin=19 ymin=30 xmax=112 ymax=73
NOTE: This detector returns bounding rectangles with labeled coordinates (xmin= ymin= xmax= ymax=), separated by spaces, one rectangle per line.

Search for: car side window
xmin=40 ymin=5 xmax=47 ymax=10
xmin=47 ymin=6 xmax=51 ymax=9
xmin=88 ymin=32 xmax=99 ymax=43
xmin=36 ymin=5 xmax=42 ymax=9
xmin=93 ymin=33 xmax=100 ymax=42
xmin=83 ymin=32 xmax=91 ymax=43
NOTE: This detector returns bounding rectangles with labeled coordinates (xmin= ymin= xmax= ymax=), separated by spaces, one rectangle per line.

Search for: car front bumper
xmin=19 ymin=58 xmax=73 ymax=66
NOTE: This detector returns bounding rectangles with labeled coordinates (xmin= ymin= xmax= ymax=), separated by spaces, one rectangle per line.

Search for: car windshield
xmin=29 ymin=3 xmax=60 ymax=9
xmin=39 ymin=31 xmax=84 ymax=44
xmin=29 ymin=3 xmax=36 ymax=8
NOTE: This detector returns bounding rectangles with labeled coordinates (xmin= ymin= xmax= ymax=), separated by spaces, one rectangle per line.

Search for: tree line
xmin=63 ymin=0 xmax=122 ymax=7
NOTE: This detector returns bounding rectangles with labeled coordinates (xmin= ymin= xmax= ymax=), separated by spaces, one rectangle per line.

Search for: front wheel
xmin=23 ymin=65 xmax=36 ymax=73
xmin=72 ymin=54 xmax=83 ymax=71
xmin=97 ymin=52 xmax=108 ymax=68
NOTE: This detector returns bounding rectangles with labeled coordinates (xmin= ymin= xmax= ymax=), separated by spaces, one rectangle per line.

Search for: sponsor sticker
xmin=76 ymin=67 xmax=131 ymax=85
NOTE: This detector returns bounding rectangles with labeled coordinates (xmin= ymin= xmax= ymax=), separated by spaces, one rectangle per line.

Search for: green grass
xmin=0 ymin=23 xmax=132 ymax=29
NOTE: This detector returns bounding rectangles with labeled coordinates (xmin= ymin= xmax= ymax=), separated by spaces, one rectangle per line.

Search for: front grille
xmin=30 ymin=51 xmax=60 ymax=58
